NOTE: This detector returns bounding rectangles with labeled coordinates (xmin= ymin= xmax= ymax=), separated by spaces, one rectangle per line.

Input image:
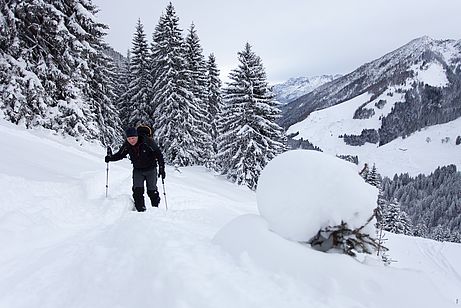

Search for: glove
xmin=158 ymin=167 xmax=166 ymax=180
xmin=105 ymin=155 xmax=112 ymax=163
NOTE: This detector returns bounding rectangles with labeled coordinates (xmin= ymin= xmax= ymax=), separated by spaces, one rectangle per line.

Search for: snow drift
xmin=0 ymin=119 xmax=460 ymax=308
xmin=257 ymin=150 xmax=377 ymax=241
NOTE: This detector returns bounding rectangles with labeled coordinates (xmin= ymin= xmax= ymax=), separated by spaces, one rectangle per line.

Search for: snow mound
xmin=257 ymin=150 xmax=377 ymax=241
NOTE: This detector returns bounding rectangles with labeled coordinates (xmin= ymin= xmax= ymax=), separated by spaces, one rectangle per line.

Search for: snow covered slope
xmin=287 ymin=91 xmax=461 ymax=176
xmin=285 ymin=36 xmax=461 ymax=176
xmin=272 ymin=75 xmax=341 ymax=104
xmin=282 ymin=36 xmax=461 ymax=132
xmin=0 ymin=120 xmax=460 ymax=307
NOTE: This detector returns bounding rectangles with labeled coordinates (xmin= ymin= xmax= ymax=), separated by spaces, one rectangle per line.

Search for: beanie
xmin=125 ymin=127 xmax=138 ymax=137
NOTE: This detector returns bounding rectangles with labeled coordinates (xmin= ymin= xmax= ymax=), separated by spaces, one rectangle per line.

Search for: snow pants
xmin=132 ymin=168 xmax=160 ymax=211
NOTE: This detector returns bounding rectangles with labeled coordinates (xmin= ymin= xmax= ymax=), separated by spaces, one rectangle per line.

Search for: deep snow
xmin=257 ymin=150 xmax=377 ymax=241
xmin=286 ymin=53 xmax=461 ymax=177
xmin=287 ymin=91 xmax=461 ymax=177
xmin=0 ymin=119 xmax=460 ymax=308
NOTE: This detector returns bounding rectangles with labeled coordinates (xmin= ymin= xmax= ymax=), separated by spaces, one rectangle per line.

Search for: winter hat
xmin=125 ymin=127 xmax=138 ymax=138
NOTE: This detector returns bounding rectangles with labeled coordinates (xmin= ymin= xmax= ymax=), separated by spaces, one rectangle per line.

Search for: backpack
xmin=137 ymin=124 xmax=153 ymax=138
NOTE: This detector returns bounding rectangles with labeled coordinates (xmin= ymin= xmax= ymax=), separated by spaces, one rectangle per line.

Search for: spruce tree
xmin=206 ymin=53 xmax=222 ymax=170
xmin=184 ymin=23 xmax=213 ymax=166
xmin=379 ymin=199 xmax=413 ymax=235
xmin=125 ymin=19 xmax=151 ymax=127
xmin=366 ymin=164 xmax=382 ymax=188
xmin=1 ymin=1 xmax=57 ymax=128
xmin=217 ymin=43 xmax=286 ymax=190
xmin=150 ymin=3 xmax=198 ymax=166
xmin=0 ymin=0 xmax=121 ymax=145
xmin=75 ymin=1 xmax=122 ymax=145
xmin=48 ymin=0 xmax=102 ymax=140
xmin=431 ymin=225 xmax=451 ymax=242
xmin=90 ymin=51 xmax=122 ymax=146
xmin=117 ymin=51 xmax=133 ymax=128
xmin=413 ymin=223 xmax=429 ymax=238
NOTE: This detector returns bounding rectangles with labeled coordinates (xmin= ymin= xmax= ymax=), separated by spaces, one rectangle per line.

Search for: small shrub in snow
xmin=374 ymin=99 xmax=386 ymax=109
xmin=308 ymin=212 xmax=384 ymax=257
xmin=336 ymin=154 xmax=359 ymax=165
xmin=441 ymin=137 xmax=450 ymax=144
xmin=353 ymin=106 xmax=375 ymax=119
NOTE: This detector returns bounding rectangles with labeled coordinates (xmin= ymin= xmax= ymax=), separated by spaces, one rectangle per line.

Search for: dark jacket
xmin=110 ymin=136 xmax=165 ymax=171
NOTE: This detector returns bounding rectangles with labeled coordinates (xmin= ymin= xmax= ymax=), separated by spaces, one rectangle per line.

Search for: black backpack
xmin=137 ymin=124 xmax=153 ymax=138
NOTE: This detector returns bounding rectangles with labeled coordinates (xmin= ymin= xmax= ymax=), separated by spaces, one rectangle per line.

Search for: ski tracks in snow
xmin=0 ymin=162 xmax=316 ymax=308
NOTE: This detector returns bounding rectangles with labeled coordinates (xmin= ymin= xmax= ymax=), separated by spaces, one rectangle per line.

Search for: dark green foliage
xmin=379 ymin=83 xmax=461 ymax=145
xmin=184 ymin=23 xmax=213 ymax=166
xmin=342 ymin=129 xmax=379 ymax=146
xmin=0 ymin=0 xmax=122 ymax=145
xmin=217 ymin=43 xmax=286 ymax=190
xmin=382 ymin=165 xmax=461 ymax=242
xmin=374 ymin=99 xmax=386 ymax=109
xmin=150 ymin=3 xmax=199 ymax=166
xmin=336 ymin=154 xmax=359 ymax=165
xmin=124 ymin=19 xmax=151 ymax=127
xmin=287 ymin=133 xmax=322 ymax=152
xmin=377 ymin=198 xmax=413 ymax=235
xmin=206 ymin=53 xmax=222 ymax=170
xmin=366 ymin=164 xmax=382 ymax=188
xmin=353 ymin=103 xmax=375 ymax=119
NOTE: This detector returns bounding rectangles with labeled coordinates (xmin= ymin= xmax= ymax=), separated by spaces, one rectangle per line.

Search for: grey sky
xmin=93 ymin=0 xmax=461 ymax=84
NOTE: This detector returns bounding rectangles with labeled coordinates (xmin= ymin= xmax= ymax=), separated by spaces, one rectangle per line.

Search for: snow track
xmin=1 ymin=121 xmax=460 ymax=308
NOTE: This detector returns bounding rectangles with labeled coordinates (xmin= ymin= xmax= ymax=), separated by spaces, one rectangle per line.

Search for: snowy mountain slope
xmin=281 ymin=36 xmax=461 ymax=146
xmin=272 ymin=75 xmax=341 ymax=105
xmin=0 ymin=120 xmax=461 ymax=308
xmin=287 ymin=91 xmax=461 ymax=176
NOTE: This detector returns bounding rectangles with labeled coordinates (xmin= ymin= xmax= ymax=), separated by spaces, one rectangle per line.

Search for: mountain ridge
xmin=280 ymin=36 xmax=461 ymax=146
xmin=272 ymin=74 xmax=341 ymax=104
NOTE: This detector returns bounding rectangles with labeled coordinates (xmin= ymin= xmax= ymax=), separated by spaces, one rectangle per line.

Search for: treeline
xmin=0 ymin=0 xmax=121 ymax=145
xmin=0 ymin=1 xmax=286 ymax=190
xmin=379 ymin=82 xmax=461 ymax=146
xmin=381 ymin=165 xmax=461 ymax=242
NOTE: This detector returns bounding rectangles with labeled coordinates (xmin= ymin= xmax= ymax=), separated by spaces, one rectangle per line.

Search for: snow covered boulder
xmin=257 ymin=150 xmax=378 ymax=243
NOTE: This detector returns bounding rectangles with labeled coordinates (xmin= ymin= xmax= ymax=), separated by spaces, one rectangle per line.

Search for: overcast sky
xmin=93 ymin=0 xmax=461 ymax=84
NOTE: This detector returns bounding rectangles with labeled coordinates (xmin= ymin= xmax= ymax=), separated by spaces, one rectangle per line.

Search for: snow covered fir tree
xmin=150 ymin=4 xmax=204 ymax=166
xmin=119 ymin=19 xmax=151 ymax=128
xmin=206 ymin=53 xmax=223 ymax=171
xmin=0 ymin=0 xmax=286 ymax=182
xmin=381 ymin=165 xmax=461 ymax=242
xmin=217 ymin=43 xmax=287 ymax=190
xmin=0 ymin=0 xmax=122 ymax=146
xmin=1 ymin=0 xmax=460 ymax=249
xmin=2 ymin=1 xmax=461 ymax=306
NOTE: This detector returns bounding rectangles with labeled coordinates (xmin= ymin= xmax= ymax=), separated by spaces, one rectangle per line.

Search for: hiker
xmin=105 ymin=126 xmax=166 ymax=212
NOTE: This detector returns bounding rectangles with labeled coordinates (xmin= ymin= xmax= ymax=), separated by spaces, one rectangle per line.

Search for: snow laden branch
xmin=307 ymin=209 xmax=388 ymax=257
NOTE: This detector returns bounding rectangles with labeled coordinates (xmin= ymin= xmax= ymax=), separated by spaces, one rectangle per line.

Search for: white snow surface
xmin=286 ymin=38 xmax=461 ymax=177
xmin=257 ymin=150 xmax=377 ymax=241
xmin=413 ymin=61 xmax=449 ymax=87
xmin=287 ymin=90 xmax=461 ymax=177
xmin=272 ymin=75 xmax=341 ymax=104
xmin=1 ymin=119 xmax=461 ymax=308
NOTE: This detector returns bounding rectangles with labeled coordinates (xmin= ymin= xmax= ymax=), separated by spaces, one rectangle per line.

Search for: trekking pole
xmin=105 ymin=146 xmax=112 ymax=198
xmin=162 ymin=178 xmax=168 ymax=211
